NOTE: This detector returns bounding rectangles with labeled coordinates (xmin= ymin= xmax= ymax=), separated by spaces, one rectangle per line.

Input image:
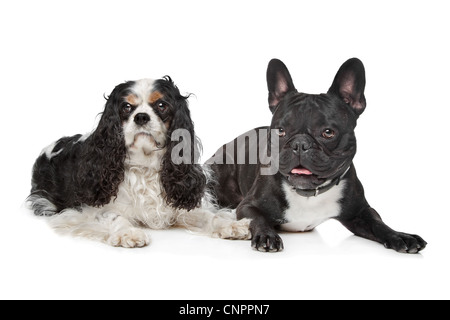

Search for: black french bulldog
xmin=207 ymin=58 xmax=427 ymax=253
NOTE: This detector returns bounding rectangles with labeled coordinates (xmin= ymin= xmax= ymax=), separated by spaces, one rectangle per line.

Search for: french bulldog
xmin=206 ymin=58 xmax=427 ymax=253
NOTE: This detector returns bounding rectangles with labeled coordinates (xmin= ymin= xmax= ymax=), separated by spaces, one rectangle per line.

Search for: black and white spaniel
xmin=27 ymin=77 xmax=250 ymax=247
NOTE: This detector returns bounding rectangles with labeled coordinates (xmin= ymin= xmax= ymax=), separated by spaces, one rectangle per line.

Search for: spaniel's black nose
xmin=134 ymin=113 xmax=150 ymax=126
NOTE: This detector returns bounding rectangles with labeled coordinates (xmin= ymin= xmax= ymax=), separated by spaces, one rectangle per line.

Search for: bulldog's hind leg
xmin=176 ymin=208 xmax=251 ymax=240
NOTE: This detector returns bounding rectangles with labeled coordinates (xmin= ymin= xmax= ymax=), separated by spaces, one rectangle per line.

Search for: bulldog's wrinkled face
xmin=272 ymin=92 xmax=357 ymax=189
xmin=266 ymin=58 xmax=366 ymax=190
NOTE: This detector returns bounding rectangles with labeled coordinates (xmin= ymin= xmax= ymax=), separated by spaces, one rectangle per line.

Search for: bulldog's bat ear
xmin=267 ymin=59 xmax=296 ymax=113
xmin=328 ymin=58 xmax=366 ymax=116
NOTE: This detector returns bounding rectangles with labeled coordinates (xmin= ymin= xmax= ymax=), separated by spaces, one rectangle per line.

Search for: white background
xmin=1 ymin=0 xmax=449 ymax=300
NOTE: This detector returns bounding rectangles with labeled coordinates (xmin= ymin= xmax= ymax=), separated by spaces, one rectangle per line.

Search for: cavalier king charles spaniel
xmin=27 ymin=77 xmax=250 ymax=247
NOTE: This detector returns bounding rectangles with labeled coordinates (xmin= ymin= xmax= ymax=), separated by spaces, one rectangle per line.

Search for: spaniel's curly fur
xmin=27 ymin=77 xmax=250 ymax=247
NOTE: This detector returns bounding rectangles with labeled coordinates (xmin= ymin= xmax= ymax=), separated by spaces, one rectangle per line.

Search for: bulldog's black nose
xmin=292 ymin=136 xmax=313 ymax=155
xmin=134 ymin=113 xmax=150 ymax=126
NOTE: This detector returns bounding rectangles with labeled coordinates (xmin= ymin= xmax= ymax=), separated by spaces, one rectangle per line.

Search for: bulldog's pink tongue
xmin=291 ymin=167 xmax=312 ymax=175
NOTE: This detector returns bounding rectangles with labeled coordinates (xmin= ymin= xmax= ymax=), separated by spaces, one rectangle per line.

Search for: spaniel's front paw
xmin=107 ymin=228 xmax=150 ymax=248
xmin=214 ymin=218 xmax=252 ymax=240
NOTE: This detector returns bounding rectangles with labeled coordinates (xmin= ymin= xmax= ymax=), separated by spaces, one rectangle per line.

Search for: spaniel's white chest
xmin=110 ymin=166 xmax=178 ymax=229
xmin=280 ymin=180 xmax=346 ymax=232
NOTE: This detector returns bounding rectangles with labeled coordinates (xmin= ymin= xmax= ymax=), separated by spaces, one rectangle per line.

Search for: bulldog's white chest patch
xmin=280 ymin=180 xmax=346 ymax=232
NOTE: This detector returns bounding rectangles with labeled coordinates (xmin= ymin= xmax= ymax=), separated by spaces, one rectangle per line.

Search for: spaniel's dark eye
xmin=322 ymin=128 xmax=336 ymax=139
xmin=157 ymin=102 xmax=168 ymax=113
xmin=123 ymin=103 xmax=133 ymax=114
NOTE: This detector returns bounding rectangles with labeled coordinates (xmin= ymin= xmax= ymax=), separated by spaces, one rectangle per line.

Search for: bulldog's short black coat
xmin=207 ymin=58 xmax=427 ymax=253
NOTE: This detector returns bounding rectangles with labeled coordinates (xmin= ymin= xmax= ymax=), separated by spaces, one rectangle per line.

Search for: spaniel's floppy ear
xmin=160 ymin=86 xmax=206 ymax=211
xmin=75 ymin=82 xmax=129 ymax=207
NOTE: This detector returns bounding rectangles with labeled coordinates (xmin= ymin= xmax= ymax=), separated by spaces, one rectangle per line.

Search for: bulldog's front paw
xmin=251 ymin=230 xmax=284 ymax=252
xmin=383 ymin=232 xmax=427 ymax=254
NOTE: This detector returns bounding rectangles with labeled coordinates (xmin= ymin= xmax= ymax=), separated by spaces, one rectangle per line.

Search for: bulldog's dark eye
xmin=157 ymin=102 xmax=168 ymax=113
xmin=322 ymin=128 xmax=335 ymax=139
xmin=123 ymin=103 xmax=133 ymax=114
xmin=276 ymin=128 xmax=286 ymax=137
